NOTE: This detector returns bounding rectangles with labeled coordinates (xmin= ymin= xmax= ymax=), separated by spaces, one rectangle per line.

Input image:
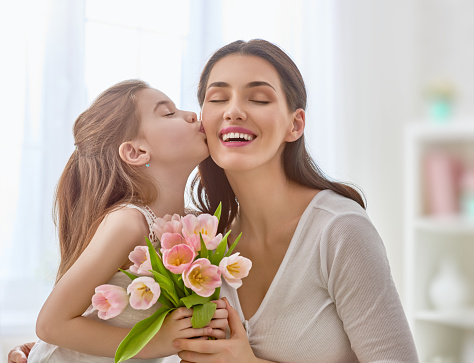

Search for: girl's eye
xmin=165 ymin=112 xmax=175 ymax=116
xmin=208 ymin=99 xmax=226 ymax=103
xmin=251 ymin=100 xmax=270 ymax=104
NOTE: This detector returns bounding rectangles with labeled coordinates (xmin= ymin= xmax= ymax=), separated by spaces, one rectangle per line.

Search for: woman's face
xmin=201 ymin=55 xmax=299 ymax=173
xmin=137 ymin=88 xmax=209 ymax=169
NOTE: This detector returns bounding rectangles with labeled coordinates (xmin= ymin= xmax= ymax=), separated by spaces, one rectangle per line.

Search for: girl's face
xmin=137 ymin=88 xmax=209 ymax=169
xmin=201 ymin=55 xmax=301 ymax=172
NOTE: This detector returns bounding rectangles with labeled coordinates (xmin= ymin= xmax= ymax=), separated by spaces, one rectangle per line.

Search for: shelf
xmin=415 ymin=309 xmax=474 ymax=329
xmin=406 ymin=122 xmax=474 ymax=142
xmin=414 ymin=216 xmax=474 ymax=234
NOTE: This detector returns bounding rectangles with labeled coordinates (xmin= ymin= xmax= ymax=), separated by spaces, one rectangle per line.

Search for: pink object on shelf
xmin=424 ymin=151 xmax=462 ymax=216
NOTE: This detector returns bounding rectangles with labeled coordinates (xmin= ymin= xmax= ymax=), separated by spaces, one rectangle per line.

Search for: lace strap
xmin=122 ymin=204 xmax=158 ymax=243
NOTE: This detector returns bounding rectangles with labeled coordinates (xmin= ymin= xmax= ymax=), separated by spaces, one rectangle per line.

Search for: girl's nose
xmin=185 ymin=112 xmax=198 ymax=123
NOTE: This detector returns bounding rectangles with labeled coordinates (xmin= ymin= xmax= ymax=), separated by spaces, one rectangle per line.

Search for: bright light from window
xmin=84 ymin=0 xmax=190 ymax=104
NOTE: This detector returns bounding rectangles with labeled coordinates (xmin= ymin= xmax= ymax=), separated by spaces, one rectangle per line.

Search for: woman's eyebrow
xmin=207 ymin=81 xmax=276 ymax=90
xmin=207 ymin=81 xmax=229 ymax=90
xmin=246 ymin=81 xmax=275 ymax=90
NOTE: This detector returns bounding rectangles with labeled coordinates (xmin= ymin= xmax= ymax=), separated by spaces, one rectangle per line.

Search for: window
xmin=85 ymin=0 xmax=190 ymax=104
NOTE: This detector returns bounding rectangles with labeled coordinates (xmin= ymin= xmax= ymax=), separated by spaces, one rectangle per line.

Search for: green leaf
xmin=115 ymin=306 xmax=174 ymax=363
xmin=210 ymin=230 xmax=231 ymax=265
xmin=145 ymin=237 xmax=161 ymax=271
xmin=199 ymin=233 xmax=208 ymax=259
xmin=213 ymin=202 xmax=222 ymax=222
xmin=180 ymin=293 xmax=210 ymax=309
xmin=149 ymin=270 xmax=180 ymax=307
xmin=157 ymin=293 xmax=173 ymax=308
xmin=209 ymin=287 xmax=221 ymax=302
xmin=145 ymin=237 xmax=173 ymax=281
xmin=191 ymin=302 xmax=217 ymax=328
xmin=168 ymin=272 xmax=186 ymax=299
xmin=224 ymin=232 xmax=242 ymax=257
xmin=118 ymin=268 xmax=138 ymax=281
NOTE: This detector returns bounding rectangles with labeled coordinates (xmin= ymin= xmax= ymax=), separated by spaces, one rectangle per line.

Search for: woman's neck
xmin=226 ymin=165 xmax=318 ymax=243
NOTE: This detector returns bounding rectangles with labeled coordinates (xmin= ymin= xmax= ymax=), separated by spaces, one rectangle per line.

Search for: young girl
xmin=25 ymin=80 xmax=228 ymax=362
xmin=174 ymin=39 xmax=420 ymax=362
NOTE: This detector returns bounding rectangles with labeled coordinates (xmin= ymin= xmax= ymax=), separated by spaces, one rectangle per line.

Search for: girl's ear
xmin=119 ymin=141 xmax=149 ymax=166
xmin=285 ymin=108 xmax=305 ymax=142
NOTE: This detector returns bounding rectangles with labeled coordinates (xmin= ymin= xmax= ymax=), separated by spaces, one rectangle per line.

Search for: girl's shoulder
xmin=97 ymin=205 xmax=150 ymax=246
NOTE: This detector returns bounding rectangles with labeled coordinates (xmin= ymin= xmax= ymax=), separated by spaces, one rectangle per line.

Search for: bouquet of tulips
xmin=91 ymin=204 xmax=252 ymax=363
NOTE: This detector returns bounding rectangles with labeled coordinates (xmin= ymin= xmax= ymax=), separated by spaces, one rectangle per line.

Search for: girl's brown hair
xmin=54 ymin=79 xmax=156 ymax=283
xmin=192 ymin=39 xmax=365 ymax=233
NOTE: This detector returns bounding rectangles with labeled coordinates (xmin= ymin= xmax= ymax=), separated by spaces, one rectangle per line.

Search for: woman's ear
xmin=119 ymin=141 xmax=149 ymax=166
xmin=285 ymin=108 xmax=305 ymax=142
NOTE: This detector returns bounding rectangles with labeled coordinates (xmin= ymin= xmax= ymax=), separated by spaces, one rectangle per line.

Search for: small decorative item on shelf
xmin=424 ymin=78 xmax=456 ymax=124
xmin=428 ymin=256 xmax=470 ymax=311
xmin=424 ymin=151 xmax=462 ymax=217
xmin=460 ymin=168 xmax=474 ymax=220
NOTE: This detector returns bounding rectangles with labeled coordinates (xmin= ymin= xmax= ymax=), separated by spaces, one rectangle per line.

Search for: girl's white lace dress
xmin=28 ymin=204 xmax=172 ymax=363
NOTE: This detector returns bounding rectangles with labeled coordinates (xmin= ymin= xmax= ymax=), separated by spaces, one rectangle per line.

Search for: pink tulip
xmin=128 ymin=246 xmax=153 ymax=276
xmin=162 ymin=244 xmax=197 ymax=274
xmin=153 ymin=214 xmax=182 ymax=240
xmin=219 ymin=253 xmax=252 ymax=289
xmin=92 ymin=285 xmax=129 ymax=320
xmin=181 ymin=214 xmax=222 ymax=251
xmin=127 ymin=277 xmax=161 ymax=310
xmin=182 ymin=258 xmax=222 ymax=297
xmin=161 ymin=232 xmax=187 ymax=250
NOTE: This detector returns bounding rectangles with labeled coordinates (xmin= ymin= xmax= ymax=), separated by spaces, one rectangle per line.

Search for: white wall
xmin=324 ymin=0 xmax=474 ymax=301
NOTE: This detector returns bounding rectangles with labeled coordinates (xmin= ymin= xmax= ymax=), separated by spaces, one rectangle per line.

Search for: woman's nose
xmin=224 ymin=101 xmax=246 ymax=121
xmin=185 ymin=112 xmax=198 ymax=123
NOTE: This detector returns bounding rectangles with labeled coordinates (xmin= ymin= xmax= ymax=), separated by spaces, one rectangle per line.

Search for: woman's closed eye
xmin=251 ymin=100 xmax=270 ymax=104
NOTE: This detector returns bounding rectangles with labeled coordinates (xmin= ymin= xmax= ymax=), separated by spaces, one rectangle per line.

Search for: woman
xmin=174 ymin=39 xmax=419 ymax=362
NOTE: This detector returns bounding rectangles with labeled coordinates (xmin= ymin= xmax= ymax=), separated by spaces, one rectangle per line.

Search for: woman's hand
xmin=7 ymin=342 xmax=35 ymax=363
xmin=175 ymin=297 xmax=262 ymax=363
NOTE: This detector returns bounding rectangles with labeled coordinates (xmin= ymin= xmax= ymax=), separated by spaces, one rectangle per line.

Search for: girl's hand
xmin=174 ymin=297 xmax=260 ymax=363
xmin=7 ymin=342 xmax=35 ymax=363
xmin=138 ymin=299 xmax=229 ymax=358
xmin=206 ymin=299 xmax=229 ymax=339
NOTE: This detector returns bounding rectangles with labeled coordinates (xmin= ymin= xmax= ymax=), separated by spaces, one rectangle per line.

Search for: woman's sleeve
xmin=320 ymin=212 xmax=419 ymax=363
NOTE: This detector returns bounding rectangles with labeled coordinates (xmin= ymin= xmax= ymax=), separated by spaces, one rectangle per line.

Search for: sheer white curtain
xmin=0 ymin=0 xmax=86 ymax=336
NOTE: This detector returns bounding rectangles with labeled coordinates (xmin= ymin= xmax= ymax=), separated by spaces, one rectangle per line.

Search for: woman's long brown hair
xmin=54 ymin=80 xmax=157 ymax=283
xmin=192 ymin=39 xmax=366 ymax=233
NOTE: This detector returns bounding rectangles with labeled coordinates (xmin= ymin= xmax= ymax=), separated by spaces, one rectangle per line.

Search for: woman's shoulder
xmin=302 ymin=189 xmax=374 ymax=236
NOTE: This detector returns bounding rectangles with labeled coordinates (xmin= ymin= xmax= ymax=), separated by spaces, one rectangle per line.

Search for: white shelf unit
xmin=405 ymin=122 xmax=474 ymax=363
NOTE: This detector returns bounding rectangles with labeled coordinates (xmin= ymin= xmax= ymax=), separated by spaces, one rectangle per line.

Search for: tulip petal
xmin=127 ymin=277 xmax=161 ymax=310
xmin=92 ymin=284 xmax=129 ymax=320
xmin=182 ymin=258 xmax=222 ymax=297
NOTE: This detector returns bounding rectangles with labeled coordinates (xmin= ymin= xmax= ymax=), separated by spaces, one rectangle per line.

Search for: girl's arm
xmin=36 ymin=208 xmax=222 ymax=359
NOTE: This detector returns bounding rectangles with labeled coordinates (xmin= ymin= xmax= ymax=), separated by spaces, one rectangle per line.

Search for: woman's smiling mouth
xmin=219 ymin=127 xmax=256 ymax=144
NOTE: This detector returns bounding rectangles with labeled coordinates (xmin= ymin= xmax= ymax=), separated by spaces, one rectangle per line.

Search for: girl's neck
xmin=146 ymin=168 xmax=190 ymax=218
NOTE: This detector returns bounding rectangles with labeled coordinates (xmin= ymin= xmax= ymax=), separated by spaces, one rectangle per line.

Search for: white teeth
xmin=221 ymin=132 xmax=256 ymax=142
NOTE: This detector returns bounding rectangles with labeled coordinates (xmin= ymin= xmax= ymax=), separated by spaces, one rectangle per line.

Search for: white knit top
xmin=219 ymin=189 xmax=419 ymax=363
